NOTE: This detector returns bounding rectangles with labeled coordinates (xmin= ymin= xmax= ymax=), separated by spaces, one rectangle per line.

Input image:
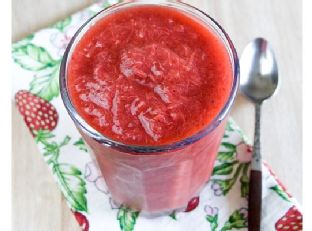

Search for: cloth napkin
xmin=12 ymin=1 xmax=302 ymax=230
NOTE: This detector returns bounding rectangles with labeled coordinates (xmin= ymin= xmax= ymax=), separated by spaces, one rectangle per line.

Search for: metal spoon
xmin=240 ymin=38 xmax=278 ymax=231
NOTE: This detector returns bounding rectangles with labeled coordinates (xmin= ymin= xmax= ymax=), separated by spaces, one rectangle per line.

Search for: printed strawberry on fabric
xmin=275 ymin=206 xmax=302 ymax=231
xmin=15 ymin=90 xmax=58 ymax=136
xmin=74 ymin=211 xmax=90 ymax=231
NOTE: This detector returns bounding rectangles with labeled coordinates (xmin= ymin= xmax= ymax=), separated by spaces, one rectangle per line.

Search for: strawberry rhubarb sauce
xmin=65 ymin=4 xmax=235 ymax=213
xmin=67 ymin=6 xmax=232 ymax=145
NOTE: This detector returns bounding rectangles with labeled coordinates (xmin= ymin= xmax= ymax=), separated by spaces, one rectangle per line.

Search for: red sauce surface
xmin=68 ymin=5 xmax=232 ymax=145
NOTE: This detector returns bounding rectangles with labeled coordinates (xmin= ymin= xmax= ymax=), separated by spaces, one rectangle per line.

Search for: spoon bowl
xmin=240 ymin=38 xmax=278 ymax=103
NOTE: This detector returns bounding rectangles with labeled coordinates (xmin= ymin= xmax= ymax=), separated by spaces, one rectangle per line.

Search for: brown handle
xmin=248 ymin=170 xmax=262 ymax=231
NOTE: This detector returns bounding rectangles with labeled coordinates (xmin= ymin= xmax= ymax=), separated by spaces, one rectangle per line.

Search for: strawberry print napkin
xmin=12 ymin=1 xmax=302 ymax=230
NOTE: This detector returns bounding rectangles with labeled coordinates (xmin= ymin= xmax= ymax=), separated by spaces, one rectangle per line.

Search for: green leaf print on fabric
xmin=220 ymin=208 xmax=248 ymax=231
xmin=54 ymin=16 xmax=72 ymax=31
xmin=213 ymin=161 xmax=238 ymax=175
xmin=221 ymin=142 xmax=236 ymax=152
xmin=205 ymin=206 xmax=247 ymax=231
xmin=34 ymin=129 xmax=56 ymax=144
xmin=74 ymin=138 xmax=89 ymax=153
xmin=217 ymin=152 xmax=235 ymax=162
xmin=12 ymin=34 xmax=34 ymax=49
xmin=169 ymin=211 xmax=177 ymax=220
xmin=213 ymin=138 xmax=250 ymax=197
xmin=12 ymin=44 xmax=57 ymax=71
xmin=211 ymin=162 xmax=248 ymax=197
xmin=53 ymin=163 xmax=88 ymax=212
xmin=206 ymin=214 xmax=218 ymax=231
xmin=240 ymin=164 xmax=249 ymax=198
xmin=55 ymin=163 xmax=83 ymax=176
xmin=12 ymin=43 xmax=61 ymax=101
xmin=225 ymin=122 xmax=235 ymax=132
xmin=212 ymin=178 xmax=235 ymax=196
xmin=35 ymin=131 xmax=88 ymax=212
xmin=29 ymin=62 xmax=60 ymax=101
xmin=225 ymin=119 xmax=250 ymax=143
xmin=117 ymin=205 xmax=140 ymax=231
xmin=270 ymin=185 xmax=291 ymax=202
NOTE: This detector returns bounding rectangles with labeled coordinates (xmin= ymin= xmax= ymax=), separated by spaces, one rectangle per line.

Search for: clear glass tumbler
xmin=60 ymin=0 xmax=239 ymax=214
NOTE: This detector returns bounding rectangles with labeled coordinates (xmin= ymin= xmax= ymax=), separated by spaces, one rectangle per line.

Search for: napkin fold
xmin=12 ymin=1 xmax=302 ymax=230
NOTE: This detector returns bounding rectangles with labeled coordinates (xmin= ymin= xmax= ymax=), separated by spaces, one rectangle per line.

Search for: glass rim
xmin=60 ymin=0 xmax=240 ymax=154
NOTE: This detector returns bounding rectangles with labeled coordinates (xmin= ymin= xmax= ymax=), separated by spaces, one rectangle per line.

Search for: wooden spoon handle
xmin=248 ymin=170 xmax=262 ymax=231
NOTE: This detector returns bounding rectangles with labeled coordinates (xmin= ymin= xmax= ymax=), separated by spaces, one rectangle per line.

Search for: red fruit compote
xmin=60 ymin=1 xmax=239 ymax=214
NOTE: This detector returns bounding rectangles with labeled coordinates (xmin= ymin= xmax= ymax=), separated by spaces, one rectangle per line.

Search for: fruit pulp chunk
xmin=68 ymin=5 xmax=232 ymax=145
